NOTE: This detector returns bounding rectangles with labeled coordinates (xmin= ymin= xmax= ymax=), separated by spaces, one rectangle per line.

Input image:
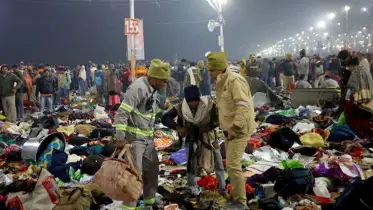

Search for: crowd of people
xmin=237 ymin=50 xmax=373 ymax=94
xmin=0 ymin=48 xmax=372 ymax=209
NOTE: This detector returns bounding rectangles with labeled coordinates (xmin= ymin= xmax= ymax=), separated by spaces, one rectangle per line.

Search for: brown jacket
xmin=216 ymin=68 xmax=257 ymax=138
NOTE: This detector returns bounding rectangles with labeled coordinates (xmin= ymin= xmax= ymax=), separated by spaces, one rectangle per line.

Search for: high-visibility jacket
xmin=114 ymin=77 xmax=162 ymax=142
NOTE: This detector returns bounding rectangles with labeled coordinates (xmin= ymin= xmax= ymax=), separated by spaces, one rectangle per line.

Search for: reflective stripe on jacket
xmin=114 ymin=77 xmax=162 ymax=141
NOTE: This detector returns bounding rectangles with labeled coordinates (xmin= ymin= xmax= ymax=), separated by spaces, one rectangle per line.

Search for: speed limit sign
xmin=125 ymin=18 xmax=140 ymax=35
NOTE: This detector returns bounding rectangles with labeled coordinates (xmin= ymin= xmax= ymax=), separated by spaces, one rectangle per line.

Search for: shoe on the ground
xmin=224 ymin=200 xmax=250 ymax=210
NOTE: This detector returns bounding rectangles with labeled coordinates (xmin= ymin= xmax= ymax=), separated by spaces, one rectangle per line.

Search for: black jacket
xmin=36 ymin=76 xmax=56 ymax=96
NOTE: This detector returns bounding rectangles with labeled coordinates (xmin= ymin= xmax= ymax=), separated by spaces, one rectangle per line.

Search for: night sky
xmin=0 ymin=0 xmax=371 ymax=64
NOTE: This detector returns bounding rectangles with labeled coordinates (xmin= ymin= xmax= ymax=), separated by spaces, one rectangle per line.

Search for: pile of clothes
xmin=0 ymin=93 xmax=372 ymax=210
xmin=157 ymin=105 xmax=373 ymax=210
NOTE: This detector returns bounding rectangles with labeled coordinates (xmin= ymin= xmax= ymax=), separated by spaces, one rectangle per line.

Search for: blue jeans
xmin=40 ymin=96 xmax=53 ymax=113
xmin=16 ymin=92 xmax=24 ymax=120
xmin=78 ymin=79 xmax=86 ymax=95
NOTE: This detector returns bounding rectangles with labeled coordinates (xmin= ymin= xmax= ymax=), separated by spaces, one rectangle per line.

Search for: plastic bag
xmin=169 ymin=148 xmax=187 ymax=165
xmin=280 ymin=159 xmax=304 ymax=169
xmin=313 ymin=178 xmax=331 ymax=198
xmin=253 ymin=92 xmax=270 ymax=108
xmin=89 ymin=86 xmax=97 ymax=95
xmin=94 ymin=105 xmax=108 ymax=120
xmin=338 ymin=112 xmax=346 ymax=125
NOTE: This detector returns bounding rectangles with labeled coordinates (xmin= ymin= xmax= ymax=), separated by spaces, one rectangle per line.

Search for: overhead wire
xmin=15 ymin=0 xmax=182 ymax=7
xmin=155 ymin=20 xmax=208 ymax=25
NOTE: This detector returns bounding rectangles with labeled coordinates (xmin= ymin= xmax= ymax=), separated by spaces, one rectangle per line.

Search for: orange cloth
xmin=23 ymin=73 xmax=33 ymax=97
xmin=135 ymin=66 xmax=147 ymax=75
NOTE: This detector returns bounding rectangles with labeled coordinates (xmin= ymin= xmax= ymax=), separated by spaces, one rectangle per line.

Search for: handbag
xmin=53 ymin=187 xmax=93 ymax=210
xmin=6 ymin=168 xmax=59 ymax=210
xmin=274 ymin=168 xmax=314 ymax=195
xmin=94 ymin=146 xmax=143 ymax=202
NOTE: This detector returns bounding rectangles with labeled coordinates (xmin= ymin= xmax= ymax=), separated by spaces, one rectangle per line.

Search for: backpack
xmin=95 ymin=71 xmax=103 ymax=87
xmin=274 ymin=168 xmax=315 ymax=195
xmin=335 ymin=177 xmax=373 ymax=210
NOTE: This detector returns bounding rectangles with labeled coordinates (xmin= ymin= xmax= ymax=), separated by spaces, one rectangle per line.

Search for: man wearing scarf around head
xmin=161 ymin=85 xmax=227 ymax=197
xmin=207 ymin=52 xmax=257 ymax=209
xmin=114 ymin=59 xmax=170 ymax=210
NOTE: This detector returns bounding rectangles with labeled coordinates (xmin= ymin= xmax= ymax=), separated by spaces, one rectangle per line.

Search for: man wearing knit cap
xmin=207 ymin=52 xmax=256 ymax=209
xmin=161 ymin=85 xmax=227 ymax=198
xmin=114 ymin=59 xmax=170 ymax=210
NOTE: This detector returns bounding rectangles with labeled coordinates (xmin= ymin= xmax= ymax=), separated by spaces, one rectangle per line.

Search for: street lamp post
xmin=130 ymin=0 xmax=136 ymax=79
xmin=219 ymin=10 xmax=225 ymax=52
xmin=362 ymin=7 xmax=373 ymax=53
xmin=344 ymin=5 xmax=350 ymax=48
xmin=207 ymin=0 xmax=226 ymax=52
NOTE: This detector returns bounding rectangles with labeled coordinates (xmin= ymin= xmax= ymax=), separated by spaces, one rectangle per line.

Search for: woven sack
xmin=53 ymin=187 xmax=93 ymax=210
xmin=94 ymin=146 xmax=143 ymax=202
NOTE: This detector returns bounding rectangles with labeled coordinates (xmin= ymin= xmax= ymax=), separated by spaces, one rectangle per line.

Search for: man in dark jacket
xmin=328 ymin=55 xmax=341 ymax=77
xmin=36 ymin=69 xmax=57 ymax=113
xmin=0 ymin=65 xmax=23 ymax=122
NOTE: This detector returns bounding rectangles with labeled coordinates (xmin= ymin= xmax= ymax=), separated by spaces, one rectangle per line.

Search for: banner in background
xmin=127 ymin=19 xmax=145 ymax=61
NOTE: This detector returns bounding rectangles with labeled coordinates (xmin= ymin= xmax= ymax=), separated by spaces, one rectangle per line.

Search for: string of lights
xmin=258 ymin=3 xmax=373 ymax=57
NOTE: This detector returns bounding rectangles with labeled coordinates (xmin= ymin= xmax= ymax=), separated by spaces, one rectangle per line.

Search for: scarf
xmin=182 ymin=96 xmax=213 ymax=126
xmin=186 ymin=67 xmax=197 ymax=86
xmin=347 ymin=66 xmax=373 ymax=105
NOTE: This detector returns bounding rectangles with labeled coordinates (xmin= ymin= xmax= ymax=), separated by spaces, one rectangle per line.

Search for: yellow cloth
xmin=0 ymin=114 xmax=6 ymax=120
xmin=57 ymin=125 xmax=75 ymax=136
xmin=136 ymin=66 xmax=147 ymax=75
xmin=75 ymin=124 xmax=96 ymax=137
xmin=300 ymin=133 xmax=326 ymax=148
xmin=240 ymin=59 xmax=247 ymax=76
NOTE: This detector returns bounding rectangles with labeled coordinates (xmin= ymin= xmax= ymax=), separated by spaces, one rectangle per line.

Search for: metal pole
xmin=218 ymin=1 xmax=224 ymax=52
xmin=345 ymin=11 xmax=348 ymax=48
xmin=130 ymin=0 xmax=136 ymax=80
xmin=220 ymin=20 xmax=224 ymax=52
xmin=371 ymin=25 xmax=373 ymax=53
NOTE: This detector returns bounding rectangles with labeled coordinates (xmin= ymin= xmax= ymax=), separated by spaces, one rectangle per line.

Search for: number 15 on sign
xmin=125 ymin=18 xmax=140 ymax=35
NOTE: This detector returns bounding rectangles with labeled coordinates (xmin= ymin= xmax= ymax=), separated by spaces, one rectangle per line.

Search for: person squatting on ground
xmin=207 ymin=52 xmax=257 ymax=209
xmin=114 ymin=59 xmax=170 ymax=210
xmin=161 ymin=85 xmax=227 ymax=197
